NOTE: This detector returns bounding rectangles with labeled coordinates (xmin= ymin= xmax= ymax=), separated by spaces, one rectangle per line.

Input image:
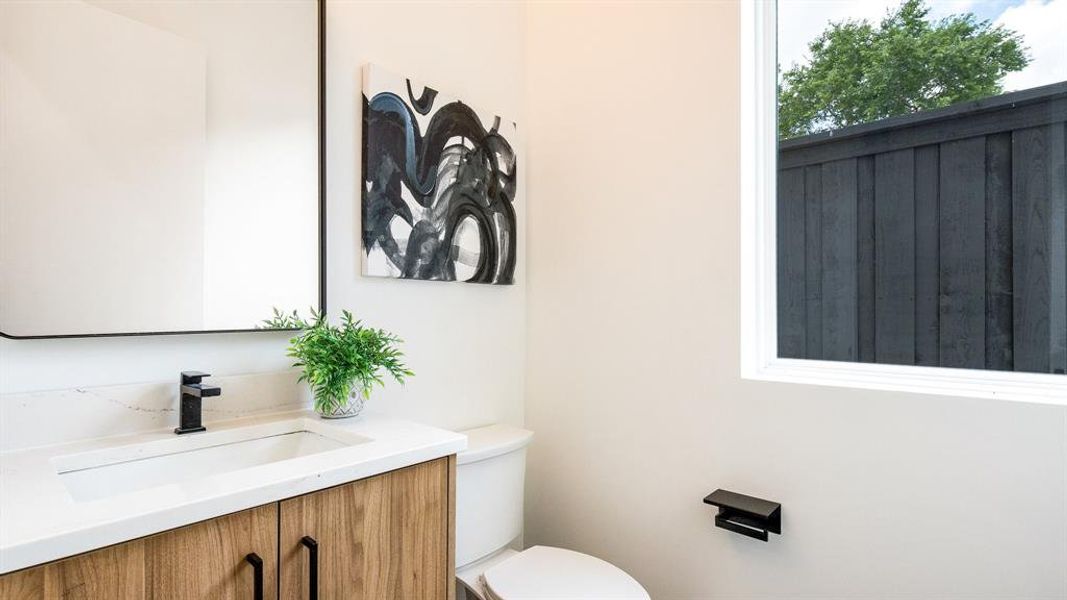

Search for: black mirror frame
xmin=0 ymin=0 xmax=327 ymax=340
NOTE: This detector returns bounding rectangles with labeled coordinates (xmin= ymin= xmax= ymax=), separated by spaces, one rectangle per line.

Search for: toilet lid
xmin=482 ymin=546 xmax=650 ymax=600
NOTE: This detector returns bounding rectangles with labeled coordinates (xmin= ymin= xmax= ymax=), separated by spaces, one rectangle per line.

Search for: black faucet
xmin=175 ymin=371 xmax=221 ymax=434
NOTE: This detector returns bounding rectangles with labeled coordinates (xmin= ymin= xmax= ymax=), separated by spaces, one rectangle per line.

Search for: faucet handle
xmin=181 ymin=371 xmax=211 ymax=385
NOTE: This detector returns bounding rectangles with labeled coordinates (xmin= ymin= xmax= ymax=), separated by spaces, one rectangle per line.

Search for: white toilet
xmin=455 ymin=424 xmax=649 ymax=600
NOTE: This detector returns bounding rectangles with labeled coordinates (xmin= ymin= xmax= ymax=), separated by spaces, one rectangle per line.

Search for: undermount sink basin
xmin=53 ymin=418 xmax=370 ymax=502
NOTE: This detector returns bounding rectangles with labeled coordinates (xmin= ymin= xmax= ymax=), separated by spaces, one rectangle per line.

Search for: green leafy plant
xmin=286 ymin=309 xmax=414 ymax=415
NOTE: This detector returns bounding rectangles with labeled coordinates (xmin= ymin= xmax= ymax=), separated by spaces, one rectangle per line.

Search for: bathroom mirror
xmin=0 ymin=0 xmax=323 ymax=338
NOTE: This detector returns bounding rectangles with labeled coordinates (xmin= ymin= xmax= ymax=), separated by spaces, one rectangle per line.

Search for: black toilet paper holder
xmin=703 ymin=489 xmax=781 ymax=542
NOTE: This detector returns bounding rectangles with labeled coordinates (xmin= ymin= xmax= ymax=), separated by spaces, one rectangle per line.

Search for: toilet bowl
xmin=455 ymin=424 xmax=649 ymax=600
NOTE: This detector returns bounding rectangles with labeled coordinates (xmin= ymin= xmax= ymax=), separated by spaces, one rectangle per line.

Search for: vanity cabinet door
xmin=279 ymin=457 xmax=454 ymax=600
xmin=144 ymin=503 xmax=278 ymax=599
xmin=0 ymin=503 xmax=277 ymax=599
xmin=0 ymin=542 xmax=144 ymax=599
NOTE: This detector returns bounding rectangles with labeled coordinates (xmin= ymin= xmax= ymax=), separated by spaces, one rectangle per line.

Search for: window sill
xmin=744 ymin=358 xmax=1067 ymax=405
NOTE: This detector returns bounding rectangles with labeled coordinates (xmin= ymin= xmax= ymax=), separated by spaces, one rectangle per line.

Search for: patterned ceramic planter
xmin=316 ymin=389 xmax=366 ymax=419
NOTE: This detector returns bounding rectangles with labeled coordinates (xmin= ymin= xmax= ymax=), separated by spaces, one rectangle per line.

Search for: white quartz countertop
xmin=0 ymin=411 xmax=466 ymax=574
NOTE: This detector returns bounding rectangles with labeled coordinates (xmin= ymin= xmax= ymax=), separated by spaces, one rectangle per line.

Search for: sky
xmin=777 ymin=0 xmax=1067 ymax=92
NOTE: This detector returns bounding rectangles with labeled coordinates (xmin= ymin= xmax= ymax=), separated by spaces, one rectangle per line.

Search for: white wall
xmin=0 ymin=1 xmax=526 ymax=434
xmin=323 ymin=0 xmax=526 ymax=430
xmin=523 ymin=2 xmax=1067 ymax=599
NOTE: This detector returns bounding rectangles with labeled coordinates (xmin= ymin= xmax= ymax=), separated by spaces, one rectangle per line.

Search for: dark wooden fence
xmin=777 ymin=82 xmax=1067 ymax=374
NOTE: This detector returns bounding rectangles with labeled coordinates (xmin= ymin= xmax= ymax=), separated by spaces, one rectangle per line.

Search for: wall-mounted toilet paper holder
xmin=703 ymin=489 xmax=781 ymax=542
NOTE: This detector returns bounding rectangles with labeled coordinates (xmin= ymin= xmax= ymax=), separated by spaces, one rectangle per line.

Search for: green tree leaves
xmin=779 ymin=0 xmax=1029 ymax=138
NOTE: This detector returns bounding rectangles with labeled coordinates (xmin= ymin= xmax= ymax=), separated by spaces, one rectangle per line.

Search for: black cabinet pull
xmin=301 ymin=535 xmax=319 ymax=599
xmin=245 ymin=553 xmax=263 ymax=600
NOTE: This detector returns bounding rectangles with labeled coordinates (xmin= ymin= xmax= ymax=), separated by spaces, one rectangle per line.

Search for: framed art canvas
xmin=361 ymin=64 xmax=518 ymax=285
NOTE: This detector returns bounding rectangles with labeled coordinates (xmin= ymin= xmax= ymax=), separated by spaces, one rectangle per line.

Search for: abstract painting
xmin=361 ymin=64 xmax=518 ymax=284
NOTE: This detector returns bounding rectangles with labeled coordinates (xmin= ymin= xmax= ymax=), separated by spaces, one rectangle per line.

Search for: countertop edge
xmin=0 ymin=432 xmax=465 ymax=575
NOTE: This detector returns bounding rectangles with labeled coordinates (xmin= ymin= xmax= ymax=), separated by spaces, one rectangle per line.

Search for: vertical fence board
xmin=857 ymin=156 xmax=877 ymax=363
xmin=821 ymin=158 xmax=858 ymax=361
xmin=915 ymin=145 xmax=940 ymax=366
xmin=1013 ymin=126 xmax=1052 ymax=372
xmin=939 ymin=137 xmax=987 ymax=369
xmin=805 ymin=166 xmax=824 ymax=358
xmin=875 ymin=149 xmax=917 ymax=364
xmin=777 ymin=87 xmax=1067 ymax=374
xmin=777 ymin=167 xmax=807 ymax=358
xmin=985 ymin=133 xmax=1014 ymax=370
xmin=1050 ymin=123 xmax=1067 ymax=374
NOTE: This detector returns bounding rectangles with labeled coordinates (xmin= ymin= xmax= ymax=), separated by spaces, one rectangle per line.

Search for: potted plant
xmin=278 ymin=309 xmax=413 ymax=418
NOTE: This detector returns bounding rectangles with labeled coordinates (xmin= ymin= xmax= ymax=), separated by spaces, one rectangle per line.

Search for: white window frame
xmin=739 ymin=0 xmax=1067 ymax=405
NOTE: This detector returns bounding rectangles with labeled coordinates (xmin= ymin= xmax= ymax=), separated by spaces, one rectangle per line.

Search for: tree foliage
xmin=778 ymin=0 xmax=1029 ymax=138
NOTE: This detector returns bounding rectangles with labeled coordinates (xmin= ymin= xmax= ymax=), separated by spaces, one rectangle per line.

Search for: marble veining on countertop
xmin=0 ymin=370 xmax=311 ymax=452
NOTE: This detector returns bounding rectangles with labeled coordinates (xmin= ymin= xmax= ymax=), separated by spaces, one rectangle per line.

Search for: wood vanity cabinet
xmin=280 ymin=457 xmax=451 ymax=599
xmin=0 ymin=457 xmax=456 ymax=600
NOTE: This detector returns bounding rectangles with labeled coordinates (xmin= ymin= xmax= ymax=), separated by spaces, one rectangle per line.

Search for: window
xmin=740 ymin=0 xmax=1067 ymax=403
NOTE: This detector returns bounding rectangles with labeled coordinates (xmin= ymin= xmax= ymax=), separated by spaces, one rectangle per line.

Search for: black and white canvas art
xmin=361 ymin=64 xmax=518 ymax=285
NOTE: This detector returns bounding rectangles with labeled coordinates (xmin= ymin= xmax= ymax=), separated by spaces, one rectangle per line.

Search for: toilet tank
xmin=456 ymin=424 xmax=534 ymax=569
